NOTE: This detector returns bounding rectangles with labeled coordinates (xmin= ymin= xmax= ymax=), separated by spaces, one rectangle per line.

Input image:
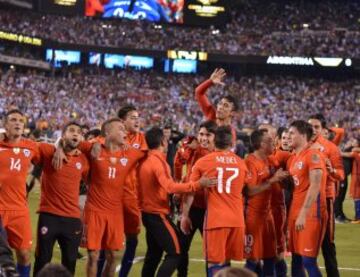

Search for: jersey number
xmin=216 ymin=167 xmax=239 ymax=194
xmin=10 ymin=158 xmax=21 ymax=172
xmin=108 ymin=167 xmax=116 ymax=179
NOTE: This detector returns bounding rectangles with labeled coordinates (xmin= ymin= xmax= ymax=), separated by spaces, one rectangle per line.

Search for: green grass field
xmin=27 ymin=185 xmax=360 ymax=277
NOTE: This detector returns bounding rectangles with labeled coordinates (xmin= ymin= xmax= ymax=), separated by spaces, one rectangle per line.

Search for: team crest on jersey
xmin=13 ymin=147 xmax=20 ymax=155
xmin=132 ymin=143 xmax=140 ymax=149
xmin=296 ymin=161 xmax=304 ymax=170
xmin=76 ymin=162 xmax=82 ymax=170
xmin=110 ymin=157 xmax=117 ymax=165
xmin=23 ymin=149 xmax=31 ymax=157
xmin=120 ymin=158 xmax=128 ymax=167
xmin=41 ymin=226 xmax=48 ymax=235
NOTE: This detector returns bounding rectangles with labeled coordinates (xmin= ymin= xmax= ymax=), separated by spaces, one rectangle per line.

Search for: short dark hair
xmin=5 ymin=109 xmax=24 ymax=121
xmin=62 ymin=121 xmax=82 ymax=134
xmin=199 ymin=120 xmax=217 ymax=134
xmin=290 ymin=120 xmax=314 ymax=141
xmin=250 ymin=129 xmax=268 ymax=151
xmin=223 ymin=95 xmax=238 ymax=112
xmin=277 ymin=127 xmax=288 ymax=139
xmin=117 ymin=105 xmax=137 ymax=120
xmin=309 ymin=113 xmax=327 ymax=128
xmin=214 ymin=126 xmax=233 ymax=149
xmin=84 ymin=129 xmax=101 ymax=141
xmin=145 ymin=126 xmax=164 ymax=150
xmin=101 ymin=118 xmax=123 ymax=136
xmin=37 ymin=264 xmax=72 ymax=277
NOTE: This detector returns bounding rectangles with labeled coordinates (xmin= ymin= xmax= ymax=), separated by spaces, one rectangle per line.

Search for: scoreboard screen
xmin=35 ymin=0 xmax=85 ymax=15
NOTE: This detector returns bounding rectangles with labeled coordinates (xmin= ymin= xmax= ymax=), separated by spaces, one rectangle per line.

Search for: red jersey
xmin=0 ymin=139 xmax=39 ymax=210
xmin=190 ymin=150 xmax=247 ymax=229
xmin=313 ymin=135 xmax=344 ymax=199
xmin=124 ymin=132 xmax=148 ymax=200
xmin=138 ymin=150 xmax=201 ymax=214
xmin=195 ymin=79 xmax=237 ymax=145
xmin=245 ymin=154 xmax=277 ymax=215
xmin=81 ymin=141 xmax=145 ymax=212
xmin=330 ymin=127 xmax=345 ymax=146
xmin=38 ymin=143 xmax=89 ymax=218
xmin=287 ymin=147 xmax=327 ymax=219
xmin=174 ymin=145 xmax=211 ymax=209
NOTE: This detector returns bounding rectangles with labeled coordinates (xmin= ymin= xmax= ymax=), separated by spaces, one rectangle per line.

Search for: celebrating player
xmin=244 ymin=129 xmax=289 ymax=276
xmin=308 ymin=114 xmax=344 ymax=277
xmin=189 ymin=126 xmax=248 ymax=277
xmin=287 ymin=120 xmax=328 ymax=277
xmin=0 ymin=110 xmax=40 ymax=277
xmin=176 ymin=120 xmax=217 ymax=277
xmin=137 ymin=126 xmax=215 ymax=277
xmin=33 ymin=122 xmax=89 ymax=275
xmin=195 ymin=68 xmax=238 ymax=145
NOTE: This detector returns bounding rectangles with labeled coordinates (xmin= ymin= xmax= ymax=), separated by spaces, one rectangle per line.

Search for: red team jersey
xmin=190 ymin=150 xmax=247 ymax=262
xmin=287 ymin=147 xmax=328 ymax=257
xmin=350 ymin=152 xmax=360 ymax=199
xmin=38 ymin=143 xmax=89 ymax=218
xmin=195 ymin=79 xmax=237 ymax=146
xmin=244 ymin=154 xmax=277 ymax=259
xmin=0 ymin=139 xmax=39 ymax=210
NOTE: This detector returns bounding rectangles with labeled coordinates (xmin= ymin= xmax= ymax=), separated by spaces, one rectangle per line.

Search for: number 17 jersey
xmin=190 ymin=150 xmax=248 ymax=230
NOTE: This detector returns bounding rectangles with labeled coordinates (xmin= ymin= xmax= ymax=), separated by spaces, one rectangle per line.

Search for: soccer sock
xmin=244 ymin=260 xmax=257 ymax=273
xmin=302 ymin=257 xmax=322 ymax=277
xmin=16 ymin=264 xmax=30 ymax=277
xmin=119 ymin=237 xmax=138 ymax=277
xmin=275 ymin=259 xmax=287 ymax=277
xmin=291 ymin=254 xmax=306 ymax=277
xmin=207 ymin=264 xmax=227 ymax=277
xmin=355 ymin=200 xmax=360 ymax=220
xmin=96 ymin=250 xmax=106 ymax=277
xmin=263 ymin=258 xmax=275 ymax=276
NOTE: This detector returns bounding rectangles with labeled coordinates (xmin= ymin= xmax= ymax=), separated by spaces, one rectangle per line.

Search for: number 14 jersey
xmin=190 ymin=150 xmax=248 ymax=230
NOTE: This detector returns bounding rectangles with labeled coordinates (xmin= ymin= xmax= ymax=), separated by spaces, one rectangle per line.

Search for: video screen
xmin=104 ymin=54 xmax=154 ymax=69
xmin=86 ymin=0 xmax=184 ymax=23
xmin=89 ymin=52 xmax=102 ymax=66
xmin=35 ymin=0 xmax=85 ymax=15
xmin=45 ymin=49 xmax=81 ymax=67
xmin=164 ymin=59 xmax=197 ymax=73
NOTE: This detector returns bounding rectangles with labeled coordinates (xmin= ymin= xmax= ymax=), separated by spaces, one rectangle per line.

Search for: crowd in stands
xmin=0 ymin=67 xmax=358 ymax=142
xmin=0 ymin=0 xmax=359 ymax=57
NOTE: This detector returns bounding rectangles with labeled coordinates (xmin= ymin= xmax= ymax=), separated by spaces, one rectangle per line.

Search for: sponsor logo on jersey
xmin=23 ymin=149 xmax=31 ymax=157
xmin=120 ymin=158 xmax=128 ymax=166
xmin=132 ymin=143 xmax=140 ymax=149
xmin=13 ymin=147 xmax=20 ymax=154
xmin=76 ymin=162 xmax=82 ymax=170
xmin=296 ymin=161 xmax=303 ymax=170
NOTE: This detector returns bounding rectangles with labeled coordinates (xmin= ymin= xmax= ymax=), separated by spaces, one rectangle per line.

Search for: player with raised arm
xmin=195 ymin=68 xmax=238 ymax=145
xmin=287 ymin=120 xmax=328 ymax=277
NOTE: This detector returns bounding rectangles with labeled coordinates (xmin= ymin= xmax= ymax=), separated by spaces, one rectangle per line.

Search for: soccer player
xmin=258 ymin=124 xmax=289 ymax=276
xmin=137 ymin=127 xmax=215 ymax=277
xmin=277 ymin=127 xmax=291 ymax=151
xmin=195 ymin=68 xmax=238 ymax=145
xmin=189 ymin=126 xmax=248 ymax=277
xmin=287 ymin=120 xmax=328 ymax=277
xmin=308 ymin=114 xmax=344 ymax=277
xmin=33 ymin=122 xmax=89 ymax=275
xmin=117 ymin=105 xmax=147 ymax=277
xmin=244 ymin=129 xmax=289 ymax=276
xmin=0 ymin=109 xmax=40 ymax=277
xmin=80 ymin=118 xmax=145 ymax=277
xmin=176 ymin=120 xmax=217 ymax=277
